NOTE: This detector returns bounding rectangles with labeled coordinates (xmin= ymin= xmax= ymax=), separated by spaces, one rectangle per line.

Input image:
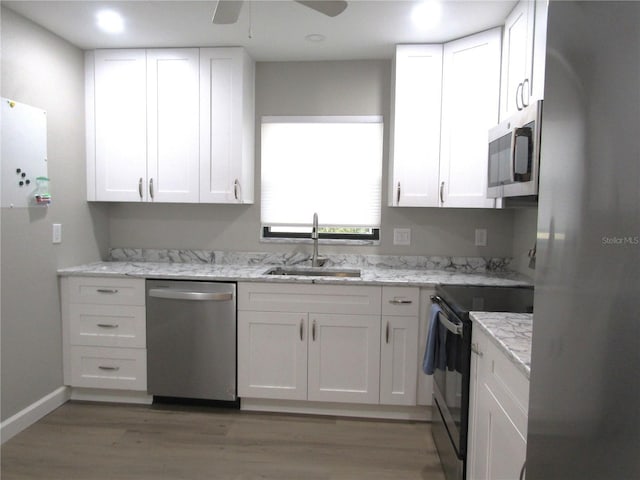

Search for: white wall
xmin=109 ymin=60 xmax=517 ymax=257
xmin=511 ymin=207 xmax=539 ymax=278
xmin=1 ymin=7 xmax=109 ymax=421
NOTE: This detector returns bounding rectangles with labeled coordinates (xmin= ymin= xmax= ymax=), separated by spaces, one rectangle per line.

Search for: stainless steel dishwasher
xmin=146 ymin=279 xmax=237 ymax=402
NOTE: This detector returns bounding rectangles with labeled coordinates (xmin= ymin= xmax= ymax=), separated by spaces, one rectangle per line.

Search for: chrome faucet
xmin=311 ymin=212 xmax=321 ymax=267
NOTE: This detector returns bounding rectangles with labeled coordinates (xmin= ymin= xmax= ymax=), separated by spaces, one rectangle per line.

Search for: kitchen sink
xmin=264 ymin=266 xmax=361 ymax=278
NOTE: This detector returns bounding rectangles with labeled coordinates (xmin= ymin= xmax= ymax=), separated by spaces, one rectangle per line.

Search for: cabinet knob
xmin=396 ymin=181 xmax=401 ymax=205
xmin=385 ymin=321 xmax=390 ymax=344
xmin=300 ymin=319 xmax=304 ymax=341
xmin=516 ymin=82 xmax=523 ymax=111
xmin=138 ymin=178 xmax=143 ymax=199
xmin=521 ymin=78 xmax=530 ymax=108
xmin=312 ymin=319 xmax=317 ymax=341
xmin=149 ymin=178 xmax=155 ymax=199
xmin=440 ymin=181 xmax=445 ymax=204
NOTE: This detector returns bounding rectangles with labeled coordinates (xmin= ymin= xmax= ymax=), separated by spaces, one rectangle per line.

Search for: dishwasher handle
xmin=148 ymin=288 xmax=234 ymax=302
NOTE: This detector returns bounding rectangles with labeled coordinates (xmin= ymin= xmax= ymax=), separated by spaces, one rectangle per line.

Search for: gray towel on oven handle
xmin=422 ymin=303 xmax=442 ymax=375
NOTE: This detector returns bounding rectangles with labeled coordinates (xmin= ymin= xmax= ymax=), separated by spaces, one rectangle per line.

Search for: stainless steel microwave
xmin=487 ymin=100 xmax=542 ymax=198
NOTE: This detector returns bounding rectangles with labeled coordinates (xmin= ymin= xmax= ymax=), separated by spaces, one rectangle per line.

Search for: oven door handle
xmin=438 ymin=311 xmax=463 ymax=336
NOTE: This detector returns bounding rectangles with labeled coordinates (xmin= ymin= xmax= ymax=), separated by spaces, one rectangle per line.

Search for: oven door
xmin=432 ymin=306 xmax=467 ymax=457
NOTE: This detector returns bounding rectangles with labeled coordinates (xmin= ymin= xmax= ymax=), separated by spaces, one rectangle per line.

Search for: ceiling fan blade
xmin=212 ymin=0 xmax=244 ymax=24
xmin=296 ymin=1 xmax=348 ymax=18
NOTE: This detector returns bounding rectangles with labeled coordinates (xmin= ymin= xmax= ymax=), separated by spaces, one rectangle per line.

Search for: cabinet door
xmin=471 ymin=384 xmax=527 ymax=480
xmin=439 ymin=29 xmax=501 ymax=208
xmin=380 ymin=315 xmax=419 ymax=405
xmin=146 ymin=49 xmax=200 ymax=203
xmin=92 ymin=49 xmax=147 ymax=201
xmin=500 ymin=0 xmax=536 ymax=119
xmin=389 ymin=45 xmax=443 ymax=207
xmin=307 ymin=314 xmax=381 ymax=404
xmin=199 ymin=48 xmax=255 ymax=203
xmin=238 ymin=311 xmax=307 ymax=400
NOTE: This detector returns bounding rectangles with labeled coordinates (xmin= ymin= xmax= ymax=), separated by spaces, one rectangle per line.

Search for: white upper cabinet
xmin=87 ymin=47 xmax=254 ymax=204
xmin=439 ymin=28 xmax=501 ymax=208
xmin=389 ymin=45 xmax=443 ymax=207
xmin=390 ymin=30 xmax=501 ymax=208
xmin=500 ymin=0 xmax=536 ymax=119
xmin=146 ymin=49 xmax=200 ymax=203
xmin=89 ymin=49 xmax=147 ymax=202
xmin=199 ymin=48 xmax=255 ymax=204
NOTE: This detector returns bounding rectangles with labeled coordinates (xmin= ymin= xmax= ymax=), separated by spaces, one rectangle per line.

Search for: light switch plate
xmin=52 ymin=223 xmax=62 ymax=244
xmin=475 ymin=228 xmax=487 ymax=246
xmin=393 ymin=228 xmax=411 ymax=246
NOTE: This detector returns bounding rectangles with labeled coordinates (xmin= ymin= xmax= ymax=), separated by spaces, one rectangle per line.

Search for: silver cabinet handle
xmin=97 ymin=323 xmax=119 ymax=329
xmin=396 ymin=181 xmax=401 ymax=205
xmin=515 ymin=82 xmax=522 ymax=111
xmin=471 ymin=342 xmax=483 ymax=357
xmin=148 ymin=289 xmax=234 ymax=301
xmin=233 ymin=179 xmax=240 ymax=201
xmin=300 ymin=319 xmax=304 ymax=341
xmin=149 ymin=178 xmax=154 ymax=199
xmin=96 ymin=289 xmax=118 ymax=294
xmin=521 ymin=78 xmax=530 ymax=108
xmin=385 ymin=321 xmax=390 ymax=344
xmin=138 ymin=178 xmax=143 ymax=199
xmin=312 ymin=320 xmax=316 ymax=342
xmin=439 ymin=181 xmax=445 ymax=204
xmin=98 ymin=366 xmax=120 ymax=371
xmin=389 ymin=298 xmax=413 ymax=305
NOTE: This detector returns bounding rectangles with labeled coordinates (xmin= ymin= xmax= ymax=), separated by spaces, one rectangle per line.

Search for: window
xmin=261 ymin=116 xmax=383 ymax=241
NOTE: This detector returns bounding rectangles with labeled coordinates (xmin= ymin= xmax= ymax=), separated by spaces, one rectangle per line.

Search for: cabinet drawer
xmin=238 ymin=283 xmax=382 ymax=315
xmin=69 ymin=346 xmax=147 ymax=391
xmin=382 ymin=287 xmax=419 ymax=316
xmin=69 ymin=304 xmax=146 ymax=348
xmin=68 ymin=277 xmax=145 ymax=306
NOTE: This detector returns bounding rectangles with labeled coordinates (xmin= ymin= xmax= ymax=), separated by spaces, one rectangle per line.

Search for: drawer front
xmin=238 ymin=282 xmax=382 ymax=315
xmin=68 ymin=276 xmax=145 ymax=306
xmin=382 ymin=287 xmax=419 ymax=316
xmin=69 ymin=346 xmax=147 ymax=391
xmin=69 ymin=304 xmax=146 ymax=348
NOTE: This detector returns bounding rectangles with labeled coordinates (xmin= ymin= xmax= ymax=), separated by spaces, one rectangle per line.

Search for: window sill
xmin=259 ymin=236 xmax=380 ymax=247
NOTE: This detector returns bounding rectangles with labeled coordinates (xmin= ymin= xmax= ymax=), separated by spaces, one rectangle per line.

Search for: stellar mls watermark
xmin=601 ymin=235 xmax=639 ymax=246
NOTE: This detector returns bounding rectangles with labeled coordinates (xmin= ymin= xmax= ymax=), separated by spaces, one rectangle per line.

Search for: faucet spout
xmin=311 ymin=212 xmax=320 ymax=267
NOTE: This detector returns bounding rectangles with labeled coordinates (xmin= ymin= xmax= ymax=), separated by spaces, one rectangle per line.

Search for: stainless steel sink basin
xmin=264 ymin=266 xmax=361 ymax=278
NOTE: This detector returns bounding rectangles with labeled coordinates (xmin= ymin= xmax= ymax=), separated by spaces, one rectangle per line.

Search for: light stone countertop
xmin=470 ymin=311 xmax=533 ymax=379
xmin=57 ymin=261 xmax=533 ymax=288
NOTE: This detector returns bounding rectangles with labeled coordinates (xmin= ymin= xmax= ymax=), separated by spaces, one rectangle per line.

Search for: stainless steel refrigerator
xmin=527 ymin=1 xmax=640 ymax=479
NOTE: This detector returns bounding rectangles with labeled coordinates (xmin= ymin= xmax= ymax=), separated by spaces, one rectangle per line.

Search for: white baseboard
xmin=241 ymin=398 xmax=432 ymax=421
xmin=70 ymin=388 xmax=152 ymax=405
xmin=1 ymin=386 xmax=70 ymax=444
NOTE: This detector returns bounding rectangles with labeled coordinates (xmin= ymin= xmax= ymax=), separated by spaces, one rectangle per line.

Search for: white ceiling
xmin=4 ymin=0 xmax=517 ymax=61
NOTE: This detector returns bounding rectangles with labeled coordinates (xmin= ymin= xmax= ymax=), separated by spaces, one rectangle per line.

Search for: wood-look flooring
xmin=1 ymin=402 xmax=445 ymax=480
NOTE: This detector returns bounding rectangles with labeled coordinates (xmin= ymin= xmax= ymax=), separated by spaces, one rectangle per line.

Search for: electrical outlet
xmin=475 ymin=228 xmax=487 ymax=247
xmin=393 ymin=228 xmax=411 ymax=246
xmin=52 ymin=223 xmax=62 ymax=244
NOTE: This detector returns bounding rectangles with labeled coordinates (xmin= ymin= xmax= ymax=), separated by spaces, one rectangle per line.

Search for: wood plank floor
xmin=1 ymin=402 xmax=445 ymax=480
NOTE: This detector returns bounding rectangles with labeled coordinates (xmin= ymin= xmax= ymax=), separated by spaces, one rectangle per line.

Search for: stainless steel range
xmin=426 ymin=284 xmax=534 ymax=480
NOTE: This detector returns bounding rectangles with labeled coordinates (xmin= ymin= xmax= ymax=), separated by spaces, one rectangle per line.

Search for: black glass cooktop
xmin=436 ymin=284 xmax=534 ymax=317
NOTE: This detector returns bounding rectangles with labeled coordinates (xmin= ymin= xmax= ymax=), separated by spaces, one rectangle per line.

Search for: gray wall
xmin=110 ymin=60 xmax=516 ymax=257
xmin=1 ymin=7 xmax=109 ymax=421
xmin=511 ymin=207 xmax=538 ymax=279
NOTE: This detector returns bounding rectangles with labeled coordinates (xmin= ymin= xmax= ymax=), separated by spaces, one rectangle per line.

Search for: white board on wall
xmin=1 ymin=98 xmax=48 ymax=208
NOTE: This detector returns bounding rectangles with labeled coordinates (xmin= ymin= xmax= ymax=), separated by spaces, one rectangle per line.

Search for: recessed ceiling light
xmin=411 ymin=1 xmax=442 ymax=30
xmin=305 ymin=33 xmax=326 ymax=43
xmin=96 ymin=10 xmax=124 ymax=34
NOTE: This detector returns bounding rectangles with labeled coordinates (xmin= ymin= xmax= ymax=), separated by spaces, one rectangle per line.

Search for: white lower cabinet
xmin=380 ymin=287 xmax=420 ymax=405
xmin=238 ymin=283 xmax=421 ymax=408
xmin=467 ymin=327 xmax=529 ymax=480
xmin=61 ymin=276 xmax=147 ymax=392
xmin=237 ymin=310 xmax=308 ymax=400
xmin=308 ymin=313 xmax=380 ymax=404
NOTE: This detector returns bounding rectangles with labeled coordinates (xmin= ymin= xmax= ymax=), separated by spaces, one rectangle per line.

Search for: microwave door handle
xmin=512 ymin=127 xmax=533 ymax=181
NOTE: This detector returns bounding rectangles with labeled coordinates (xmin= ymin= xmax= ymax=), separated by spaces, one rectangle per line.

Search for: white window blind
xmin=261 ymin=116 xmax=383 ymax=228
